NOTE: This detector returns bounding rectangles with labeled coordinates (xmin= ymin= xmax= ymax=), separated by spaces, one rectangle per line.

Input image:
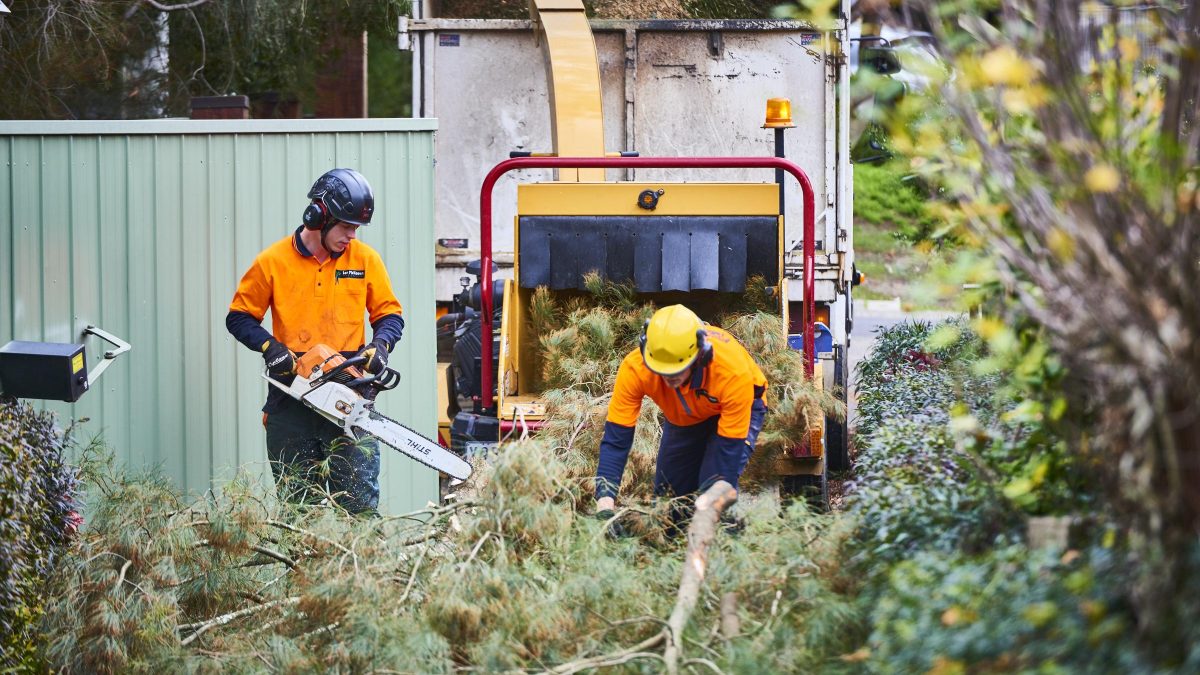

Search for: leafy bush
xmin=867 ymin=545 xmax=1142 ymax=673
xmin=854 ymin=319 xmax=990 ymax=438
xmin=848 ymin=418 xmax=1022 ymax=568
xmin=1 ymin=400 xmax=79 ymax=668
xmin=847 ymin=315 xmax=1200 ymax=669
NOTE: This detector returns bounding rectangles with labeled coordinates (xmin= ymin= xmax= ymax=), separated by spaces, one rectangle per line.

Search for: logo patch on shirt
xmin=335 ymin=269 xmax=366 ymax=280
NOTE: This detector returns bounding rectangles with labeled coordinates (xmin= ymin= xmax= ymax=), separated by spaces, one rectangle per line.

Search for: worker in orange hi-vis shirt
xmin=226 ymin=168 xmax=404 ymax=516
xmin=594 ymin=304 xmax=768 ymax=525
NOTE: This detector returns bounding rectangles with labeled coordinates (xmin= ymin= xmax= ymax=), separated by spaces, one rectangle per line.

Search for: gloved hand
xmin=261 ymin=339 xmax=296 ymax=379
xmin=356 ymin=338 xmax=390 ymax=375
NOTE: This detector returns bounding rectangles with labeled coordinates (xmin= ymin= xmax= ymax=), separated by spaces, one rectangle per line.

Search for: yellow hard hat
xmin=641 ymin=305 xmax=704 ymax=376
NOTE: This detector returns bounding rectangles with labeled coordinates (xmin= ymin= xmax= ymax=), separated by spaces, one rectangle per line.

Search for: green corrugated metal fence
xmin=0 ymin=119 xmax=440 ymax=515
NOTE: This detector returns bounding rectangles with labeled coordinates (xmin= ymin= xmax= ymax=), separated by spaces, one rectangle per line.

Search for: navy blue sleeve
xmin=595 ymin=421 xmax=636 ymax=500
xmin=370 ymin=314 xmax=405 ymax=351
xmin=711 ymin=434 xmax=749 ymax=490
xmin=226 ymin=310 xmax=273 ymax=353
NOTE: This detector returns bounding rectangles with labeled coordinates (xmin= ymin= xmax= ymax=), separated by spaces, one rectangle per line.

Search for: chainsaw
xmin=264 ymin=344 xmax=473 ymax=480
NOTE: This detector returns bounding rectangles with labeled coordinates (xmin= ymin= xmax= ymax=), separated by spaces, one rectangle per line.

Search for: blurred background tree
xmin=0 ymin=0 xmax=410 ymax=119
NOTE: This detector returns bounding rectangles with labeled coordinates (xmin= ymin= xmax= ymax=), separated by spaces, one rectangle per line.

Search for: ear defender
xmin=639 ymin=319 xmax=650 ymax=358
xmin=302 ymin=201 xmax=328 ymax=230
xmin=695 ymin=328 xmax=714 ymax=368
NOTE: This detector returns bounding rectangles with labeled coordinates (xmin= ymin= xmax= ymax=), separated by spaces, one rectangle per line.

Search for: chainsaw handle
xmin=347 ymin=366 xmax=401 ymax=392
xmin=308 ymin=354 xmax=368 ymax=388
xmin=373 ymin=366 xmax=401 ymax=391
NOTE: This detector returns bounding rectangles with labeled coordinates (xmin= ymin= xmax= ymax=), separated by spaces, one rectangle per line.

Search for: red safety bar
xmin=478 ymin=156 xmax=817 ymax=411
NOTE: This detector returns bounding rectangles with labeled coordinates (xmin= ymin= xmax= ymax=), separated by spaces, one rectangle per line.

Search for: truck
xmin=401 ymin=0 xmax=857 ymax=502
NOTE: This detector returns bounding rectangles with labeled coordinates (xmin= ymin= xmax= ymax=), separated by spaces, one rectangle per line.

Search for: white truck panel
xmin=410 ymin=19 xmax=849 ymax=305
xmin=628 ymin=30 xmax=828 ymax=247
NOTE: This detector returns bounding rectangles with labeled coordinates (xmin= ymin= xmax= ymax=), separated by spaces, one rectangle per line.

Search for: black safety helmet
xmin=303 ymin=168 xmax=375 ymax=229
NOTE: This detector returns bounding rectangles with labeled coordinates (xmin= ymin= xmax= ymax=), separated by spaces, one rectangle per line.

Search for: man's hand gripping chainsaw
xmin=263 ymin=344 xmax=472 ymax=480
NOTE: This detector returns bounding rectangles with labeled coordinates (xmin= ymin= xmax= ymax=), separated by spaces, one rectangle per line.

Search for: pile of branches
xmin=42 ymin=279 xmax=851 ymax=670
xmin=44 ymin=446 xmax=859 ymax=671
xmin=529 ymin=273 xmax=842 ymax=498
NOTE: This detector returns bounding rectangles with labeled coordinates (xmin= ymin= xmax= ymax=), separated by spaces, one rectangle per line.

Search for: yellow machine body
xmin=492 ymin=181 xmax=825 ymax=475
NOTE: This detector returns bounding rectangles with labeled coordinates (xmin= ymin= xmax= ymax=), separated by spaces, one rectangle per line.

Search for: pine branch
xmin=179 ymin=596 xmax=301 ymax=646
xmin=665 ymin=480 xmax=738 ymax=675
xmin=542 ymin=630 xmax=667 ymax=675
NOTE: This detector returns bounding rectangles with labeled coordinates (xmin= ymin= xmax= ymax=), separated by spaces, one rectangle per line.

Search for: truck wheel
xmin=826 ymin=345 xmax=851 ymax=472
xmin=780 ymin=465 xmax=829 ymax=512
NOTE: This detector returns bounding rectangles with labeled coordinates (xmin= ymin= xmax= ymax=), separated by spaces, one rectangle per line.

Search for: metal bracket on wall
xmin=83 ymin=325 xmax=131 ymax=386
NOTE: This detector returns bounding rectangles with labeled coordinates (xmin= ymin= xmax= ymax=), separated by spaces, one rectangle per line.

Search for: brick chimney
xmin=190 ymin=95 xmax=250 ymax=119
xmin=314 ymin=31 xmax=368 ymax=118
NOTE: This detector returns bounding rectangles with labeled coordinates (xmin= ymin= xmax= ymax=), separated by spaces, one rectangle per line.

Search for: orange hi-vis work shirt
xmin=228 ymin=231 xmax=403 ymax=353
xmin=606 ymin=325 xmax=768 ymax=440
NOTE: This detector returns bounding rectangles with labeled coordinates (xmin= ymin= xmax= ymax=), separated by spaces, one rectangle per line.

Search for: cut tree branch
xmin=179 ymin=596 xmax=301 ymax=646
xmin=665 ymin=480 xmax=738 ymax=675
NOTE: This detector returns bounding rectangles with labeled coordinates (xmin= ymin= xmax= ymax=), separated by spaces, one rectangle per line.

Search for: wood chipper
xmin=428 ymin=0 xmax=853 ymax=502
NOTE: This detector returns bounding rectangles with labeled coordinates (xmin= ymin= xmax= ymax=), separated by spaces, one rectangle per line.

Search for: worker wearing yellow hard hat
xmin=595 ymin=304 xmax=768 ymax=521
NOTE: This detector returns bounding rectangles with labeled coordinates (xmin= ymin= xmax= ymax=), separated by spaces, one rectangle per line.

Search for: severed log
xmin=664 ymin=480 xmax=738 ymax=675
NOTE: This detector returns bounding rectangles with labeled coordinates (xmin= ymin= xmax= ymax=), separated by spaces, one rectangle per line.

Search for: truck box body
xmin=408 ymin=18 xmax=854 ymax=351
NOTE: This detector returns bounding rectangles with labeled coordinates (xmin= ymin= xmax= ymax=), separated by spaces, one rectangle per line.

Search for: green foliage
xmin=868 ymin=545 xmax=1139 ymax=673
xmin=0 ymin=1 xmax=166 ymax=119
xmin=847 ymin=313 xmax=1200 ymax=669
xmin=854 ymin=161 xmax=945 ymax=245
xmin=853 ymin=319 xmax=986 ymax=438
xmin=0 ymin=1 xmax=412 ymax=119
xmin=868 ymin=6 xmax=1200 ymax=648
xmin=367 ymin=31 xmax=413 ymax=117
xmin=1 ymin=401 xmax=80 ymax=669
xmin=849 ymin=418 xmax=1022 ymax=568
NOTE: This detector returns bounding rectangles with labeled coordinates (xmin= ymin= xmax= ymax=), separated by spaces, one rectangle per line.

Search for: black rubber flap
xmin=518 ymin=216 xmax=777 ymax=292
xmin=661 ymin=231 xmax=691 ymax=291
xmin=689 ymin=230 xmax=720 ymax=291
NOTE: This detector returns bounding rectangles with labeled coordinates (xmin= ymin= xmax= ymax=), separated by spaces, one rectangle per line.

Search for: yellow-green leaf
xmin=1085 ymin=164 xmax=1120 ymax=193
xmin=1004 ymin=477 xmax=1034 ymax=500
xmin=980 ymin=46 xmax=1036 ymax=86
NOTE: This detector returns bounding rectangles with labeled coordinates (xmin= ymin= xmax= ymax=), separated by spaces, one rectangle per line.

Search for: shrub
xmin=0 ymin=400 xmax=79 ymax=668
xmin=854 ymin=319 xmax=991 ymax=438
xmin=867 ymin=545 xmax=1143 ymax=673
xmin=847 ymin=418 xmax=1022 ymax=568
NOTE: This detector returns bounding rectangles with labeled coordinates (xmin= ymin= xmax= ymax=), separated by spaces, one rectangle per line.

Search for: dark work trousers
xmin=264 ymin=396 xmax=380 ymax=514
xmin=653 ymin=398 xmax=768 ymax=497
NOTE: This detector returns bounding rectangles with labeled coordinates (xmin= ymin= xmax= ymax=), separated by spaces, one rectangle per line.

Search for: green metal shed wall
xmin=0 ymin=119 xmax=440 ymax=516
